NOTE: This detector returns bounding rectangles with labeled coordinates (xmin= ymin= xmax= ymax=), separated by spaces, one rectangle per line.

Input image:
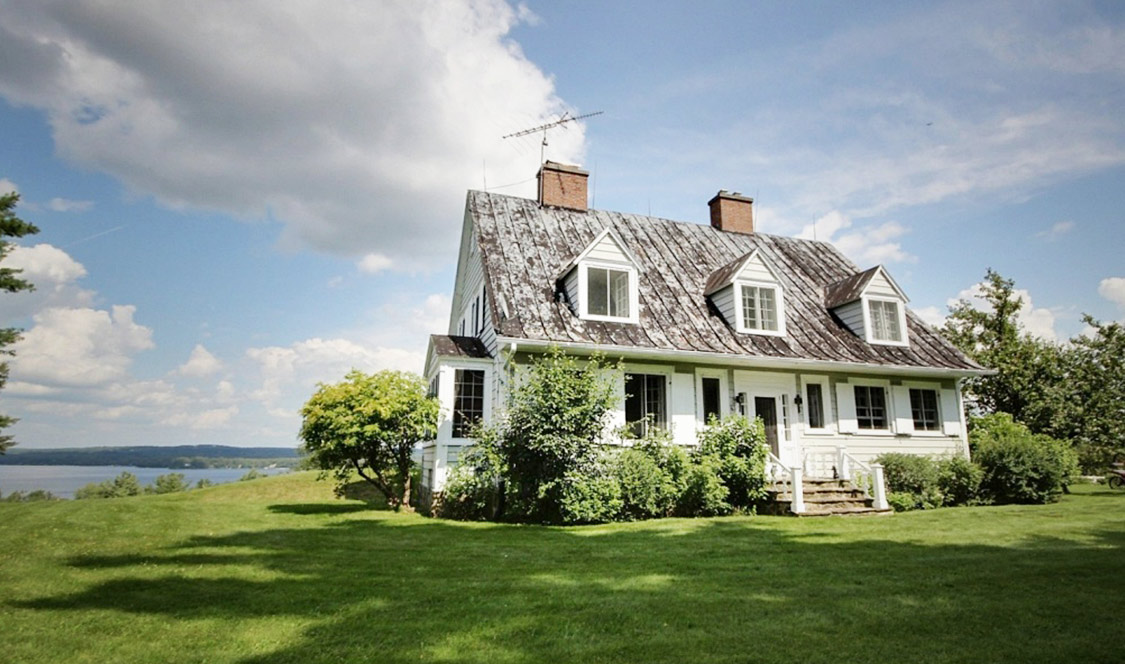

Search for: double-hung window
xmin=740 ymin=284 xmax=779 ymax=332
xmin=625 ymin=373 xmax=666 ymax=437
xmin=854 ymin=385 xmax=888 ymax=430
xmin=587 ymin=266 xmax=632 ymax=319
xmin=452 ymin=369 xmax=485 ymax=438
xmin=805 ymin=382 xmax=825 ymax=429
xmin=909 ymin=388 xmax=940 ymax=431
xmin=868 ymin=299 xmax=903 ymax=343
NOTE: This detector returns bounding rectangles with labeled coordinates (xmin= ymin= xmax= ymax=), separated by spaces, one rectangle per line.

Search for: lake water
xmin=0 ymin=465 xmax=291 ymax=499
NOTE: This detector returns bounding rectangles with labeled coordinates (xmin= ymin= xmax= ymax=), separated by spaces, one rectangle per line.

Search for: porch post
xmin=871 ymin=463 xmax=889 ymax=511
xmin=791 ymin=467 xmax=806 ymax=514
xmin=837 ymin=445 xmax=850 ymax=481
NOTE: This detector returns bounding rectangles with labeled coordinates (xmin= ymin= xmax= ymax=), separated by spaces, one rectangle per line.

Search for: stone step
xmin=765 ymin=478 xmax=892 ymax=517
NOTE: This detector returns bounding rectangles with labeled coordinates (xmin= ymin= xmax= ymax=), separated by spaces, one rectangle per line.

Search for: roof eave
xmin=494 ymin=335 xmax=994 ymax=379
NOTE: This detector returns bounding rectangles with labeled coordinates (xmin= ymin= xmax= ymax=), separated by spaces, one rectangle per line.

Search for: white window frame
xmin=695 ymin=368 xmax=729 ymax=426
xmin=622 ymin=363 xmax=672 ymax=438
xmin=734 ymin=280 xmax=786 ymax=337
xmin=435 ymin=360 xmax=493 ymax=442
xmin=896 ymin=380 xmax=945 ymax=436
xmin=863 ymin=296 xmax=909 ymax=346
xmin=799 ymin=374 xmax=834 ymax=435
xmin=577 ymin=260 xmax=639 ymax=324
xmin=849 ymin=378 xmax=893 ymax=435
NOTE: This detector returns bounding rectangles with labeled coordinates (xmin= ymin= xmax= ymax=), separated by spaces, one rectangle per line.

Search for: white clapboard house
xmin=420 ymin=162 xmax=987 ymax=513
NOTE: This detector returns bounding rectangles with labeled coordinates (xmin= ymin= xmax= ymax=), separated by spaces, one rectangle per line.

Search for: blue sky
xmin=0 ymin=0 xmax=1122 ymax=449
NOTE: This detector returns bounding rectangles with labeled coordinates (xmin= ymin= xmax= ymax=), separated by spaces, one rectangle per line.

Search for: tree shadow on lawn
xmin=14 ymin=508 xmax=1125 ymax=664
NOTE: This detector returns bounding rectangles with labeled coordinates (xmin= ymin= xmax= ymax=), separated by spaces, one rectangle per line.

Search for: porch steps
xmin=766 ymin=478 xmax=893 ymax=517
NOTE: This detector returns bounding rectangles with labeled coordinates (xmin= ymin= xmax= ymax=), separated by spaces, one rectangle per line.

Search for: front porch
xmin=765 ymin=446 xmax=892 ymax=517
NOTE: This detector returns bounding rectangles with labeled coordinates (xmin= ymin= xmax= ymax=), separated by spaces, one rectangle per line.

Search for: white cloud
xmin=46 ymin=197 xmax=93 ymax=212
xmin=797 ymin=210 xmax=914 ymax=266
xmin=949 ymin=282 xmax=1060 ymax=341
xmin=0 ymin=243 xmax=96 ymax=323
xmin=1036 ymin=220 xmax=1075 ymax=240
xmin=357 ymin=253 xmax=394 ymax=274
xmin=1098 ymin=277 xmax=1125 ymax=310
xmin=11 ymin=305 xmax=155 ymax=388
xmin=0 ymin=1 xmax=585 ymax=267
xmin=177 ymin=344 xmax=223 ymax=377
xmin=0 ymin=178 xmax=18 ymax=195
xmin=162 ymin=405 xmax=239 ymax=430
xmin=914 ymin=305 xmax=946 ymax=328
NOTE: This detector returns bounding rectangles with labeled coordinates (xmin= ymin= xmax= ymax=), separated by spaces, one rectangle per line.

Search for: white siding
xmin=711 ymin=284 xmax=737 ymax=328
xmin=835 ymin=300 xmax=865 ymax=337
xmin=586 ymin=232 xmax=631 ymax=263
xmin=562 ymin=269 xmax=580 ymax=315
xmin=865 ymin=270 xmax=901 ymax=298
xmin=736 ymin=252 xmax=778 ymax=283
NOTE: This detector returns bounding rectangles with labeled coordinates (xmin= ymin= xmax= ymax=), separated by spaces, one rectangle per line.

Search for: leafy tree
xmin=1055 ymin=317 xmax=1125 ymax=468
xmin=300 ymin=369 xmax=438 ymax=510
xmin=942 ymin=269 xmax=1069 ymax=429
xmin=0 ymin=192 xmax=40 ymax=454
xmin=75 ymin=472 xmax=144 ymax=499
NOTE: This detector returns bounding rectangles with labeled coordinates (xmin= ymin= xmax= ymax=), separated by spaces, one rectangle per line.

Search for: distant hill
xmin=0 ymin=445 xmax=301 ymax=469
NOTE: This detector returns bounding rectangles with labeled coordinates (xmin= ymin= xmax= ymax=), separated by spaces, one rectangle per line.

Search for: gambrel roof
xmin=468 ymin=190 xmax=983 ymax=373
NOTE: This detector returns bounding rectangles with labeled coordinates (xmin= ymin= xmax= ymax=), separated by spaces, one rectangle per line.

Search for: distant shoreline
xmin=0 ymin=444 xmax=301 ymax=469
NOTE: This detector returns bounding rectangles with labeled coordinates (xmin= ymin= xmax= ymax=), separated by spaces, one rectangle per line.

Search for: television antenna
xmin=503 ymin=111 xmax=603 ymax=164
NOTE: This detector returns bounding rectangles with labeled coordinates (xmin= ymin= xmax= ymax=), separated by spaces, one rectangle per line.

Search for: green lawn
xmin=2 ymin=472 xmax=1123 ymax=664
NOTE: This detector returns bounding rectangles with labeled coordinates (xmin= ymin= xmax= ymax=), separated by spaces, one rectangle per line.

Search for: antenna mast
xmin=503 ymin=111 xmax=603 ymax=164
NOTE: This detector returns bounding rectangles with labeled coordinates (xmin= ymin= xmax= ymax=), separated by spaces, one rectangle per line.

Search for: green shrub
xmin=937 ymin=456 xmax=983 ymax=506
xmin=876 ymin=453 xmax=939 ymax=495
xmin=886 ymin=491 xmax=919 ymax=513
xmin=695 ymin=415 xmax=769 ymax=510
xmin=75 ymin=471 xmax=144 ymax=499
xmin=676 ymin=455 xmax=731 ymax=517
xmin=612 ymin=430 xmax=689 ymax=520
xmin=550 ymin=468 xmax=623 ymax=524
xmin=439 ymin=440 xmax=504 ymax=521
xmin=972 ymin=413 xmax=1079 ymax=504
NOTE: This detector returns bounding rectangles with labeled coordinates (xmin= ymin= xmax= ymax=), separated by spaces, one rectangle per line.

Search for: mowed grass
xmin=1 ymin=473 xmax=1123 ymax=664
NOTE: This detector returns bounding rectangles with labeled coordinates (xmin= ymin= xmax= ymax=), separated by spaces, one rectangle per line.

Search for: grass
xmin=1 ymin=473 xmax=1123 ymax=663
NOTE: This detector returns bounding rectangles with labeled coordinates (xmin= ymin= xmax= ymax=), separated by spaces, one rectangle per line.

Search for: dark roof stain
xmin=429 ymin=334 xmax=491 ymax=359
xmin=824 ymin=266 xmax=880 ymax=309
xmin=470 ymin=191 xmax=983 ymax=372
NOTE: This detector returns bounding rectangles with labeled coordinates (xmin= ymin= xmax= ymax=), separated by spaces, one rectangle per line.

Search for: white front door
xmin=734 ymin=371 xmax=799 ymax=467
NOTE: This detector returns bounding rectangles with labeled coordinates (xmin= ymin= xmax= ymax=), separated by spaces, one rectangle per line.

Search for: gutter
xmin=495 ymin=336 xmax=994 ymax=379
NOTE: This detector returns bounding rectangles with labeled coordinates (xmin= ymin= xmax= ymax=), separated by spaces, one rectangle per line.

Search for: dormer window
xmin=868 ymin=298 xmax=903 ymax=343
xmin=740 ymin=284 xmax=780 ymax=332
xmin=558 ymin=228 xmax=641 ymax=324
xmin=825 ymin=265 xmax=910 ymax=347
xmin=587 ymin=266 xmax=632 ymax=318
xmin=705 ymin=250 xmax=787 ymax=337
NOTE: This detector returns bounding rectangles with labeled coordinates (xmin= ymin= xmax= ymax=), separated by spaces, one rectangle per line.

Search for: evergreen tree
xmin=0 ymin=192 xmax=40 ymax=453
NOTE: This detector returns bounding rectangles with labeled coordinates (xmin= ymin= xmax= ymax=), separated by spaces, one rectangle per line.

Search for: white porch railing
xmin=800 ymin=446 xmax=889 ymax=512
xmin=766 ymin=452 xmax=805 ymax=514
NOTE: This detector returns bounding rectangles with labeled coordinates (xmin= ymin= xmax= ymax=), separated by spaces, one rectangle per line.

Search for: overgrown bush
xmin=612 ymin=430 xmax=689 ymax=520
xmin=676 ymin=454 xmax=731 ymax=517
xmin=439 ymin=433 xmax=505 ymax=521
xmin=877 ymin=453 xmax=940 ymax=496
xmin=551 ymin=466 xmax=623 ymax=524
xmin=694 ymin=415 xmax=769 ymax=511
xmin=75 ymin=471 xmax=144 ymax=499
xmin=937 ymin=456 xmax=983 ymax=506
xmin=972 ymin=413 xmax=1078 ymax=504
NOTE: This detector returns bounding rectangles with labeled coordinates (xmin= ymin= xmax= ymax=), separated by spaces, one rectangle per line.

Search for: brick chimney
xmin=708 ymin=190 xmax=754 ymax=234
xmin=538 ymin=161 xmax=588 ymax=210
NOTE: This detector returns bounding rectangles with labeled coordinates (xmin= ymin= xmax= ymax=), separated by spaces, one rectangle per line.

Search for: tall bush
xmin=694 ymin=415 xmax=770 ymax=511
xmin=612 ymin=430 xmax=689 ymax=520
xmin=971 ymin=413 xmax=1078 ymax=504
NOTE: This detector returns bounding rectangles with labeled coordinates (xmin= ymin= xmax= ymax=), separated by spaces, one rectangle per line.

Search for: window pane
xmin=806 ymin=383 xmax=824 ymax=429
xmin=452 ymin=369 xmax=485 ymax=437
xmin=702 ymin=377 xmax=721 ymax=423
xmin=854 ymin=385 xmax=887 ymax=429
xmin=742 ymin=286 xmax=759 ymax=329
xmin=910 ymin=388 xmax=940 ymax=431
xmin=588 ymin=267 xmax=608 ymax=316
xmin=870 ymin=300 xmax=901 ymax=342
xmin=609 ymin=269 xmax=631 ymax=318
xmin=759 ymin=288 xmax=777 ymax=331
xmin=625 ymin=373 xmax=666 ymax=437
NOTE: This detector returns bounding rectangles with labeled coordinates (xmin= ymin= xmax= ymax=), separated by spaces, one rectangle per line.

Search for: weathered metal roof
xmin=429 ymin=334 xmax=491 ymax=359
xmin=824 ymin=266 xmax=880 ymax=309
xmin=470 ymin=191 xmax=984 ymax=373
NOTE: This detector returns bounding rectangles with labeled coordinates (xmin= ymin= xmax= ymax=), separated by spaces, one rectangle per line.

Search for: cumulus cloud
xmin=797 ymin=210 xmax=914 ymax=266
xmin=1099 ymin=277 xmax=1125 ymax=310
xmin=11 ymin=305 xmax=155 ymax=388
xmin=357 ymin=253 xmax=394 ymax=275
xmin=0 ymin=0 xmax=585 ymax=267
xmin=0 ymin=178 xmax=18 ymax=194
xmin=177 ymin=344 xmax=223 ymax=377
xmin=0 ymin=243 xmax=96 ymax=322
xmin=949 ymin=282 xmax=1060 ymax=341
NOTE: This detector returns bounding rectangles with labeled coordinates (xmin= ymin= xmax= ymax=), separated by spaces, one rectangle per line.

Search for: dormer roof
xmin=556 ymin=227 xmax=640 ymax=280
xmin=825 ymin=265 xmax=909 ymax=309
xmin=704 ymin=249 xmax=781 ymax=296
